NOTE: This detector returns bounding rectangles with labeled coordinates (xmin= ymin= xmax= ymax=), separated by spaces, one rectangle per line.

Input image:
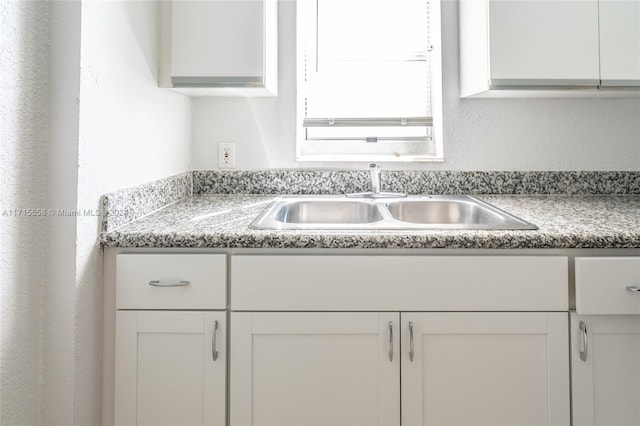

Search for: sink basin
xmin=386 ymin=198 xmax=523 ymax=227
xmin=249 ymin=195 xmax=537 ymax=230
xmin=274 ymin=200 xmax=383 ymax=224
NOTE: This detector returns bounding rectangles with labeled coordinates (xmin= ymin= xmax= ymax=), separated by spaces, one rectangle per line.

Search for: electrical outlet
xmin=219 ymin=142 xmax=235 ymax=169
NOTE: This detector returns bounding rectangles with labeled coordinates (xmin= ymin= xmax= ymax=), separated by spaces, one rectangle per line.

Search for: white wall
xmin=74 ymin=2 xmax=190 ymax=424
xmin=1 ymin=1 xmax=191 ymax=425
xmin=0 ymin=2 xmax=49 ymax=425
xmin=191 ymin=0 xmax=640 ymax=171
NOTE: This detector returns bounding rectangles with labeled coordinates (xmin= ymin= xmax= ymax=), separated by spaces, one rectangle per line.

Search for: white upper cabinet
xmin=599 ymin=0 xmax=640 ymax=87
xmin=488 ymin=0 xmax=600 ymax=87
xmin=160 ymin=0 xmax=277 ymax=96
xmin=459 ymin=0 xmax=640 ymax=97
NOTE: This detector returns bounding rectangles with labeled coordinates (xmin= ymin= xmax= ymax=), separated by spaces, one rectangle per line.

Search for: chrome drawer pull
xmin=626 ymin=285 xmax=640 ymax=292
xmin=148 ymin=280 xmax=190 ymax=287
xmin=212 ymin=321 xmax=219 ymax=362
xmin=579 ymin=321 xmax=588 ymax=362
xmin=408 ymin=321 xmax=414 ymax=362
xmin=388 ymin=321 xmax=394 ymax=362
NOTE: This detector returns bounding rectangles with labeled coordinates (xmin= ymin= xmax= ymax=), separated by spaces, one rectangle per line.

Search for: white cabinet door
xmin=571 ymin=313 xmax=640 ymax=426
xmin=166 ymin=0 xmax=277 ymax=95
xmin=401 ymin=313 xmax=570 ymax=426
xmin=230 ymin=312 xmax=400 ymax=426
xmin=488 ymin=0 xmax=600 ymax=86
xmin=172 ymin=0 xmax=263 ymax=80
xmin=599 ymin=0 xmax=640 ymax=86
xmin=115 ymin=311 xmax=226 ymax=426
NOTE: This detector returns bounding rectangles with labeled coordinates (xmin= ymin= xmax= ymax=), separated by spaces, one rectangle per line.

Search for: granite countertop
xmin=99 ymin=194 xmax=640 ymax=249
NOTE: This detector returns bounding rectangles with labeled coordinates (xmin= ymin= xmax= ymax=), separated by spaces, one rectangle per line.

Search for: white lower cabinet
xmin=571 ymin=313 xmax=640 ymax=426
xmin=113 ymin=253 xmax=228 ymax=426
xmin=229 ymin=255 xmax=570 ymax=426
xmin=115 ymin=311 xmax=226 ymax=426
xmin=110 ymin=253 xmax=572 ymax=425
xmin=571 ymin=256 xmax=640 ymax=426
xmin=230 ymin=312 xmax=400 ymax=426
xmin=401 ymin=313 xmax=570 ymax=426
xmin=229 ymin=311 xmax=570 ymax=426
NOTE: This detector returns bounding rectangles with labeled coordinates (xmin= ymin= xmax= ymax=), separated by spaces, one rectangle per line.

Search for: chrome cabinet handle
xmin=626 ymin=285 xmax=640 ymax=292
xmin=148 ymin=280 xmax=190 ymax=287
xmin=579 ymin=321 xmax=588 ymax=362
xmin=408 ymin=321 xmax=414 ymax=362
xmin=212 ymin=320 xmax=219 ymax=362
xmin=388 ymin=321 xmax=393 ymax=362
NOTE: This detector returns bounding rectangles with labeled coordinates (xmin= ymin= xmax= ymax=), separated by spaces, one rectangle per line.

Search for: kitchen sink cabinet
xmin=229 ymin=311 xmax=570 ymax=426
xmin=107 ymin=251 xmax=578 ymax=425
xmin=230 ymin=312 xmax=401 ymax=426
xmin=230 ymin=254 xmax=570 ymax=426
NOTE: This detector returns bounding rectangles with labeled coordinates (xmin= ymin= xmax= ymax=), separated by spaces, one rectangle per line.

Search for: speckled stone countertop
xmin=99 ymin=194 xmax=640 ymax=249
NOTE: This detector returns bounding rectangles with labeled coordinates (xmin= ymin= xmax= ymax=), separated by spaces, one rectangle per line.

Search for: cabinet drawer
xmin=575 ymin=257 xmax=640 ymax=315
xmin=117 ymin=254 xmax=226 ymax=310
xmin=231 ymin=255 xmax=568 ymax=311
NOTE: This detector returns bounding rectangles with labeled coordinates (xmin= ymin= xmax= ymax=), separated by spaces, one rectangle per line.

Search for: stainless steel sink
xmin=386 ymin=198 xmax=519 ymax=227
xmin=273 ymin=200 xmax=383 ymax=224
xmin=249 ymin=195 xmax=537 ymax=230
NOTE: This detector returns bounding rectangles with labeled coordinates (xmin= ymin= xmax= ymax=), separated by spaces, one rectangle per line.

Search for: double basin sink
xmin=250 ymin=195 xmax=537 ymax=231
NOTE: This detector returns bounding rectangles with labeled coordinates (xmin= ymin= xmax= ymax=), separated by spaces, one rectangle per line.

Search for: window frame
xmin=295 ymin=0 xmax=444 ymax=163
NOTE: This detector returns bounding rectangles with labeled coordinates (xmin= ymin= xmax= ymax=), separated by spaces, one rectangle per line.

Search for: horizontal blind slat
xmin=303 ymin=117 xmax=433 ymax=127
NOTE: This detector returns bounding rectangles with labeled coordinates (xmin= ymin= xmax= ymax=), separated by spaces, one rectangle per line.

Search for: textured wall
xmin=0 ymin=1 xmax=49 ymax=425
xmin=190 ymin=0 xmax=640 ymax=171
xmin=2 ymin=1 xmax=192 ymax=425
xmin=75 ymin=2 xmax=190 ymax=424
xmin=42 ymin=1 xmax=81 ymax=424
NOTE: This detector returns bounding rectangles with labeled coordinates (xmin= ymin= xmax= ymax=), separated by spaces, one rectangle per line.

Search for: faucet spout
xmin=345 ymin=164 xmax=406 ymax=198
xmin=369 ymin=163 xmax=382 ymax=194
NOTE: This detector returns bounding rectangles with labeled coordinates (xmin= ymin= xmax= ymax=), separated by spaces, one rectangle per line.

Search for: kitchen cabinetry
xmin=231 ymin=312 xmax=400 ymax=426
xmin=230 ymin=255 xmax=570 ymax=426
xmin=230 ymin=311 xmax=569 ymax=426
xmin=402 ymin=312 xmax=569 ymax=426
xmin=459 ymin=0 xmax=640 ymax=97
xmin=114 ymin=254 xmax=227 ymax=426
xmin=571 ymin=257 xmax=640 ymax=426
xmin=599 ymin=0 xmax=640 ymax=87
xmin=160 ymin=0 xmax=277 ymax=96
xmin=571 ymin=314 xmax=640 ymax=426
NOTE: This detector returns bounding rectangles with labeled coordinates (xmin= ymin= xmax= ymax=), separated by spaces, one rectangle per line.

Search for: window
xmin=296 ymin=0 xmax=443 ymax=162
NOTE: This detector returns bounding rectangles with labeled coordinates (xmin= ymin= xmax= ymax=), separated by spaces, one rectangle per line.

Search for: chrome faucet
xmin=369 ymin=163 xmax=382 ymax=194
xmin=346 ymin=163 xmax=406 ymax=198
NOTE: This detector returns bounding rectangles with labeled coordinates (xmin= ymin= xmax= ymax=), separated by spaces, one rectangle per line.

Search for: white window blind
xmin=297 ymin=0 xmax=437 ymax=161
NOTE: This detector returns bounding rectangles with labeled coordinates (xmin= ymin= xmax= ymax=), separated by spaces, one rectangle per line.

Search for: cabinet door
xmin=115 ymin=311 xmax=226 ymax=426
xmin=488 ymin=0 xmax=600 ymax=86
xmin=599 ymin=0 xmax=640 ymax=86
xmin=401 ymin=313 xmax=570 ymax=426
xmin=171 ymin=0 xmax=263 ymax=81
xmin=230 ymin=312 xmax=400 ymax=426
xmin=168 ymin=0 xmax=277 ymax=95
xmin=571 ymin=313 xmax=640 ymax=426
